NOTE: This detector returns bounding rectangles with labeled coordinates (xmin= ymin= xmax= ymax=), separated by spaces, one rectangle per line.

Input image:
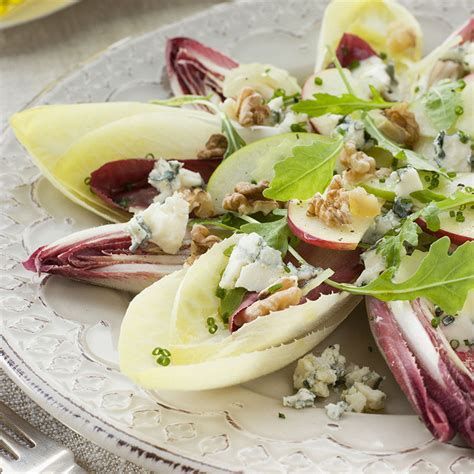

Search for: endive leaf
xmin=118 ymin=267 xmax=355 ymax=391
xmin=53 ymin=109 xmax=220 ymax=220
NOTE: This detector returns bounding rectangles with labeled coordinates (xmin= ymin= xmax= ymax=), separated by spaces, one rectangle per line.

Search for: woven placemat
xmin=0 ymin=370 xmax=148 ymax=473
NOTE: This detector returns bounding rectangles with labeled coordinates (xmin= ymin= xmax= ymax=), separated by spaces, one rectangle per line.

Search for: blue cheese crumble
xmin=284 ymin=345 xmax=386 ymax=420
xmin=293 ymin=344 xmax=346 ymax=398
xmin=148 ymin=158 xmax=204 ymax=203
xmin=433 ymin=131 xmax=472 ymax=173
xmin=219 ymin=233 xmax=286 ymax=292
xmin=283 ymin=388 xmax=315 ymax=409
xmin=126 ymin=194 xmax=189 ymax=254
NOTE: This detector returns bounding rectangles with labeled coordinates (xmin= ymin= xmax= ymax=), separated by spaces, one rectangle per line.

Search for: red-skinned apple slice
xmin=417 ymin=209 xmax=474 ymax=245
xmin=287 ymin=199 xmax=374 ymax=251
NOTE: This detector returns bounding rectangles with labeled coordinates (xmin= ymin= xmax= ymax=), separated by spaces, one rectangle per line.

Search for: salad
xmin=11 ymin=0 xmax=473 ymax=447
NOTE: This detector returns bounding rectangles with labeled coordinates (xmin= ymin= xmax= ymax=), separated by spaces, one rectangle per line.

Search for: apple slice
xmin=417 ymin=208 xmax=474 ymax=245
xmin=287 ymin=199 xmax=374 ymax=250
xmin=302 ymin=68 xmax=368 ymax=134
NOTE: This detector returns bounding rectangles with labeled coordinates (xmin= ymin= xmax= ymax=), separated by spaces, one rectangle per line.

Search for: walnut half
xmin=222 ymin=180 xmax=280 ymax=215
xmin=186 ymin=224 xmax=221 ymax=265
xmin=180 ymin=188 xmax=215 ymax=218
xmin=339 ymin=143 xmax=376 ymax=185
xmin=307 ymin=175 xmax=352 ymax=227
xmin=229 ymin=87 xmax=271 ymax=127
xmin=245 ymin=279 xmax=303 ymax=321
xmin=382 ymin=103 xmax=420 ymax=149
xmin=197 ymin=133 xmax=228 ymax=159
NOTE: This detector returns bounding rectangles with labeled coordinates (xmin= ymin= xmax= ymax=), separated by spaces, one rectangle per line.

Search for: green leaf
xmin=329 ymin=238 xmax=474 ymax=314
xmin=263 ymin=137 xmax=343 ymax=201
xmin=293 ymin=88 xmax=398 ymax=117
xmin=419 ymin=190 xmax=474 ymax=231
xmin=240 ymin=216 xmax=296 ymax=255
xmin=151 ymin=94 xmax=212 ymax=107
xmin=363 ymin=114 xmax=446 ymax=175
xmin=421 ymin=79 xmax=464 ymax=131
xmin=221 ymin=113 xmax=246 ymax=158
xmin=376 ymin=219 xmax=421 ymax=268
xmin=218 ymin=287 xmax=247 ymax=323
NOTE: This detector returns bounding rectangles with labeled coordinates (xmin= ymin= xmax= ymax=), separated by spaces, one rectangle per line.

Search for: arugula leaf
xmin=376 ymin=219 xmax=421 ymax=268
xmin=363 ymin=114 xmax=446 ymax=175
xmin=328 ymin=238 xmax=474 ymax=314
xmin=240 ymin=216 xmax=297 ymax=255
xmin=218 ymin=287 xmax=247 ymax=324
xmin=421 ymin=79 xmax=464 ymax=131
xmin=263 ymin=137 xmax=343 ymax=201
xmin=190 ymin=213 xmax=246 ymax=231
xmin=293 ymin=86 xmax=398 ymax=117
xmin=221 ymin=113 xmax=246 ymax=158
xmin=419 ymin=190 xmax=474 ymax=231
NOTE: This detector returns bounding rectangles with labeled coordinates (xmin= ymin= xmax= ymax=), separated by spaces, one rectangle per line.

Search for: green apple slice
xmin=207 ymin=133 xmax=329 ymax=214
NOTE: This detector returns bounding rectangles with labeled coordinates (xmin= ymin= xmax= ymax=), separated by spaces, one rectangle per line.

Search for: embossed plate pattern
xmin=1 ymin=0 xmax=473 ymax=472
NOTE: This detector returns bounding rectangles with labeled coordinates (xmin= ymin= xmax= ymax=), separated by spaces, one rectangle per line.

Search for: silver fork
xmin=0 ymin=401 xmax=86 ymax=473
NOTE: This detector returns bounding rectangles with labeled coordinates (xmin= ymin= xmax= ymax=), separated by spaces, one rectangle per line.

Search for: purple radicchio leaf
xmin=89 ymin=157 xmax=222 ymax=212
xmin=23 ymin=224 xmax=189 ymax=293
xmin=367 ymin=297 xmax=473 ymax=447
xmin=166 ymin=37 xmax=238 ymax=99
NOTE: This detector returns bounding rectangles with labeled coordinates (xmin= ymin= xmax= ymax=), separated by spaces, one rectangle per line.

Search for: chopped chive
xmin=431 ymin=317 xmax=440 ymax=328
xmin=455 ymin=105 xmax=464 ymax=116
xmin=207 ymin=317 xmax=216 ymax=327
xmin=266 ymin=283 xmax=283 ymax=294
xmin=424 ymin=175 xmax=431 ymax=182
xmin=284 ymin=265 xmax=291 ymax=273
xmin=458 ymin=79 xmax=466 ymax=90
xmin=157 ymin=355 xmax=171 ymax=366
xmin=84 ymin=176 xmax=91 ymax=185
xmin=414 ymin=86 xmax=420 ymax=93
xmin=380 ymin=52 xmax=387 ymax=60
xmin=278 ymin=412 xmax=286 ymax=419
xmin=434 ymin=306 xmax=443 ymax=317
xmin=455 ymin=211 xmax=465 ymax=222
xmin=449 ymin=339 xmax=460 ymax=350
xmin=314 ymin=76 xmax=323 ymax=86
xmin=160 ymin=348 xmax=171 ymax=357
xmin=152 ymin=347 xmax=162 ymax=356
xmin=457 ymin=130 xmax=469 ymax=144
xmin=379 ymin=178 xmax=386 ymax=183
xmin=447 ymin=171 xmax=457 ymax=178
xmin=449 ymin=210 xmax=455 ymax=217
xmin=209 ymin=325 xmax=218 ymax=334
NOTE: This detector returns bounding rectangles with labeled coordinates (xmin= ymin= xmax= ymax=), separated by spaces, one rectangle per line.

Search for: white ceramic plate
xmin=0 ymin=0 xmax=77 ymax=30
xmin=1 ymin=1 xmax=473 ymax=471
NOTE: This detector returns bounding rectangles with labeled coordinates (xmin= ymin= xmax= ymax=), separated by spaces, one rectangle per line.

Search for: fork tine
xmin=0 ymin=429 xmax=23 ymax=459
xmin=0 ymin=401 xmax=43 ymax=445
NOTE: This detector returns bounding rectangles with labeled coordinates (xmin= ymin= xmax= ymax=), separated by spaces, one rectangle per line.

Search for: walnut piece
xmin=222 ymin=180 xmax=280 ymax=215
xmin=180 ymin=188 xmax=215 ymax=218
xmin=382 ymin=103 xmax=420 ymax=149
xmin=387 ymin=22 xmax=417 ymax=55
xmin=235 ymin=87 xmax=271 ymax=127
xmin=428 ymin=60 xmax=465 ymax=88
xmin=197 ymin=133 xmax=228 ymax=159
xmin=186 ymin=224 xmax=221 ymax=265
xmin=339 ymin=142 xmax=376 ymax=185
xmin=307 ymin=175 xmax=352 ymax=227
xmin=245 ymin=285 xmax=303 ymax=321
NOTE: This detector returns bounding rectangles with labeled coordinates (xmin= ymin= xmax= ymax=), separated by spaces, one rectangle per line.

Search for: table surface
xmin=0 ymin=1 xmax=226 ymax=472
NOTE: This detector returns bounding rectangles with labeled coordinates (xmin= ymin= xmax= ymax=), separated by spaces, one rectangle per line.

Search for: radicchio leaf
xmin=367 ymin=297 xmax=473 ymax=446
xmin=23 ymin=224 xmax=189 ymax=293
xmin=336 ymin=33 xmax=377 ymax=68
xmin=166 ymin=37 xmax=238 ymax=99
xmin=89 ymin=158 xmax=221 ymax=212
xmin=458 ymin=17 xmax=474 ymax=44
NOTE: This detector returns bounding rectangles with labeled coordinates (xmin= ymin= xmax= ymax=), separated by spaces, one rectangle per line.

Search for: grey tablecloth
xmin=0 ymin=0 xmax=226 ymax=471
